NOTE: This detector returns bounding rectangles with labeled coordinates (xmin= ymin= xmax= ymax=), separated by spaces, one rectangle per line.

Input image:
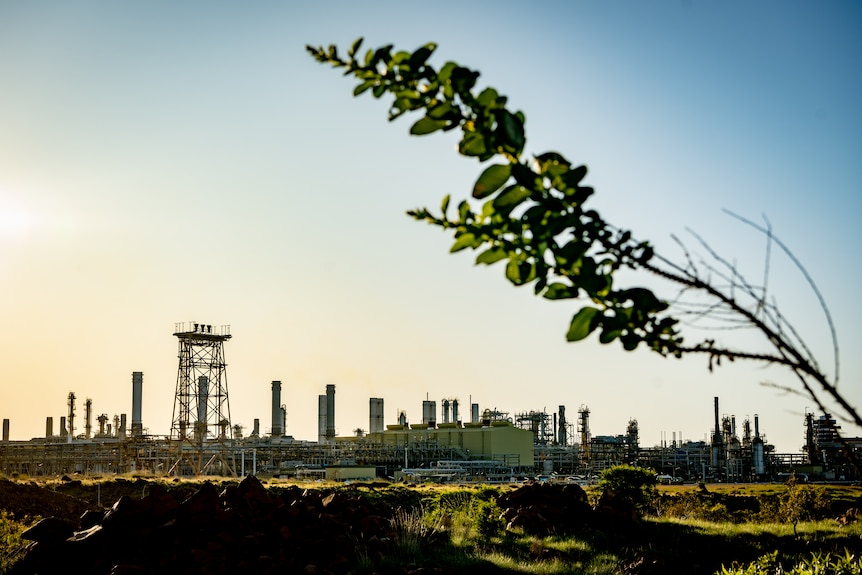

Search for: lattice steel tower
xmin=171 ymin=322 xmax=233 ymax=444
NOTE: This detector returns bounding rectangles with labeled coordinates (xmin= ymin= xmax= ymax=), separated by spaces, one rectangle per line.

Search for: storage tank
xmin=471 ymin=403 xmax=480 ymax=424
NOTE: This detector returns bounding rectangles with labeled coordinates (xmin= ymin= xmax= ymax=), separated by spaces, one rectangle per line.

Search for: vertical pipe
xmin=318 ymin=394 xmax=327 ymax=444
xmin=271 ymin=381 xmax=283 ymax=437
xmin=713 ymin=397 xmax=720 ymax=437
xmin=558 ymin=406 xmax=567 ymax=446
xmin=84 ymin=399 xmax=93 ymax=439
xmin=325 ymin=384 xmax=336 ymax=442
xmin=67 ymin=392 xmax=76 ymax=439
xmin=131 ymin=372 xmax=143 ymax=435
xmin=197 ymin=376 xmax=209 ymax=424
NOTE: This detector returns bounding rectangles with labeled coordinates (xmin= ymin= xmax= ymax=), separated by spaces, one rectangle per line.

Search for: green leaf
xmin=441 ymin=194 xmax=451 ymax=215
xmin=599 ymin=328 xmax=622 ymax=344
xmin=450 ymin=66 xmax=479 ymax=94
xmin=476 ymin=87 xmax=499 ymax=107
xmin=492 ymin=185 xmax=531 ymax=214
xmin=498 ymin=109 xmax=525 ymax=155
xmin=505 ymin=258 xmax=521 ymax=284
xmin=348 ymin=37 xmax=364 ymax=58
xmin=512 ymin=163 xmax=540 ymax=190
xmin=543 ymin=283 xmax=576 ymax=300
xmin=450 ymin=233 xmax=476 ymax=253
xmin=410 ymin=116 xmax=447 ymax=135
xmin=427 ymin=102 xmax=454 ymax=120
xmin=535 ymin=152 xmax=571 ymax=170
xmin=472 ymin=164 xmax=511 ymax=199
xmin=438 ymin=61 xmax=457 ymax=82
xmin=353 ymin=80 xmax=375 ymax=96
xmin=562 ymin=165 xmax=588 ymax=188
xmin=409 ymin=43 xmax=436 ymax=68
xmin=566 ymin=307 xmax=599 ymax=342
xmin=459 ymin=132 xmax=487 ymax=157
xmin=476 ymin=247 xmax=507 ymax=265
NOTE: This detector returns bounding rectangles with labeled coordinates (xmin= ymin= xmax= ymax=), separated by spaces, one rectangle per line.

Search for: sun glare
xmin=0 ymin=208 xmax=37 ymax=237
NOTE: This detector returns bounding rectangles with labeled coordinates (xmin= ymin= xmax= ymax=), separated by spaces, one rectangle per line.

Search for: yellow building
xmin=365 ymin=421 xmax=533 ymax=467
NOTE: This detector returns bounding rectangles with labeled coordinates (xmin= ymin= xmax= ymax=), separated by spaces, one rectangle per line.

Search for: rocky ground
xmin=2 ymin=477 xmax=860 ymax=575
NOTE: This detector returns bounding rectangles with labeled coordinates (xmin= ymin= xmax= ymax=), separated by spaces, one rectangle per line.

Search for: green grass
xmin=0 ymin=510 xmax=34 ymax=574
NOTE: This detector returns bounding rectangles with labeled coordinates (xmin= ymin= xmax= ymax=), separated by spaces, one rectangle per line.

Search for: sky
xmin=0 ymin=1 xmax=859 ymax=454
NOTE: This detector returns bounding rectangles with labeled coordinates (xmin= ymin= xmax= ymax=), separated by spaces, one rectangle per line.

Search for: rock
xmin=21 ymin=517 xmax=76 ymax=543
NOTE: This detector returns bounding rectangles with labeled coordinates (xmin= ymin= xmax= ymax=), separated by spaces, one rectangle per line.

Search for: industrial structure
xmin=1 ymin=323 xmax=860 ymax=482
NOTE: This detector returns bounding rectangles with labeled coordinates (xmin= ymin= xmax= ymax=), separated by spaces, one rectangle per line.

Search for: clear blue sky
xmin=1 ymin=1 xmax=859 ymax=453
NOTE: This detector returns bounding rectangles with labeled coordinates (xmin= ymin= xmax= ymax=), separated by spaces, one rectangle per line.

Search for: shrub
xmin=718 ymin=551 xmax=862 ymax=575
xmin=0 ymin=510 xmax=31 ymax=573
xmin=472 ymin=499 xmax=505 ymax=541
xmin=597 ymin=465 xmax=657 ymax=512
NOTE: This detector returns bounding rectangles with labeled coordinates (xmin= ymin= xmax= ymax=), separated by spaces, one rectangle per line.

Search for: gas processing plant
xmin=1 ymin=323 xmax=859 ymax=483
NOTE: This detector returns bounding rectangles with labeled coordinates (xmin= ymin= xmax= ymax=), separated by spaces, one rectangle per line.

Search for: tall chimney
xmin=2 ymin=419 xmax=9 ymax=442
xmin=318 ymin=394 xmax=327 ymax=444
xmin=46 ymin=417 xmax=54 ymax=438
xmin=325 ymin=384 xmax=336 ymax=442
xmin=131 ymin=372 xmax=143 ymax=435
xmin=119 ymin=414 xmax=127 ymax=439
xmin=60 ymin=416 xmax=67 ymax=438
xmin=369 ymin=398 xmax=384 ymax=434
xmin=67 ymin=392 xmax=76 ymax=439
xmin=84 ymin=398 xmax=93 ymax=439
xmin=271 ymin=381 xmax=283 ymax=437
xmin=452 ymin=399 xmax=460 ymax=424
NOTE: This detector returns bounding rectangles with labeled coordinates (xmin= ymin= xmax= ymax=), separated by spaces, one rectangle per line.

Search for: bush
xmin=0 ymin=510 xmax=31 ymax=573
xmin=718 ymin=551 xmax=862 ymax=575
xmin=472 ymin=499 xmax=505 ymax=541
xmin=597 ymin=465 xmax=657 ymax=512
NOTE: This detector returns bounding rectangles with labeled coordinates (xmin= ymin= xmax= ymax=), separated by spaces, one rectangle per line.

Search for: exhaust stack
xmin=131 ymin=372 xmax=143 ymax=436
xmin=325 ymin=384 xmax=336 ymax=442
xmin=271 ymin=381 xmax=283 ymax=437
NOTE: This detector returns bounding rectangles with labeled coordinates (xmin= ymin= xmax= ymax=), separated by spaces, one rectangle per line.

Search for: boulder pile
xmin=12 ymin=475 xmax=396 ymax=575
xmin=497 ymin=482 xmax=594 ymax=535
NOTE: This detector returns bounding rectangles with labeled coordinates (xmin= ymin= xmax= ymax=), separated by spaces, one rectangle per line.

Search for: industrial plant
xmin=1 ymin=322 xmax=859 ymax=483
